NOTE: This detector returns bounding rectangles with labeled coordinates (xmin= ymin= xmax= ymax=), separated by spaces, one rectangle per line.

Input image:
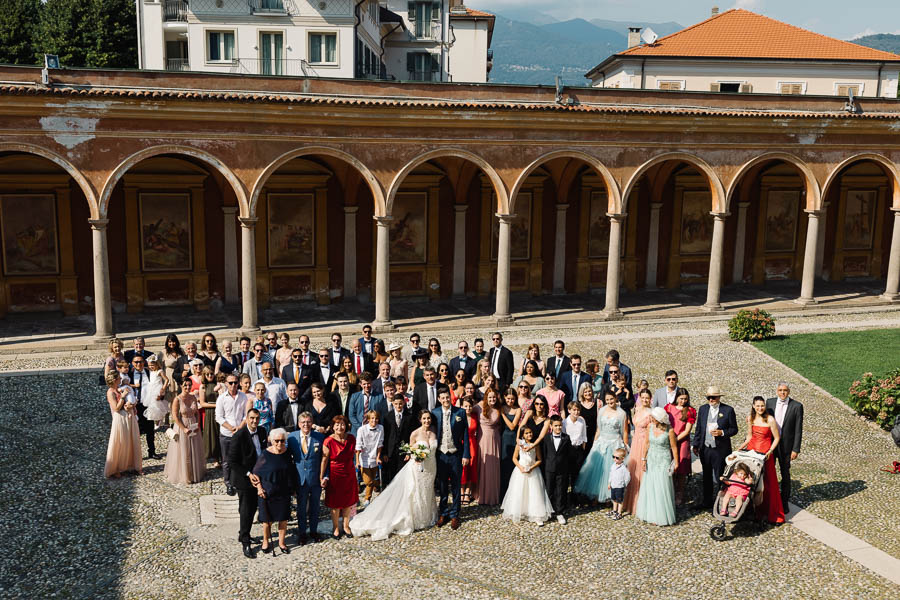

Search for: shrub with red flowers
xmin=728 ymin=308 xmax=776 ymax=342
xmin=848 ymin=368 xmax=900 ymax=429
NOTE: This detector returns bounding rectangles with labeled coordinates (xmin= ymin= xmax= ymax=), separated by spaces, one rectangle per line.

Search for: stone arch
xmin=822 ymin=153 xmax=900 ymax=210
xmin=250 ymin=146 xmax=385 ymax=218
xmin=726 ymin=152 xmax=822 ymax=212
xmin=622 ymin=151 xmax=727 ymax=214
xmin=0 ymin=141 xmax=98 ymax=218
xmin=99 ymin=145 xmax=248 ymax=217
xmin=386 ymin=148 xmax=508 ymax=216
xmin=508 ymin=150 xmax=622 ymax=214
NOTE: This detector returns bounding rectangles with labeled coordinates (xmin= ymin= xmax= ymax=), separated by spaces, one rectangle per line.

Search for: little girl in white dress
xmin=501 ymin=426 xmax=554 ymax=524
xmin=142 ymin=355 xmax=169 ymax=423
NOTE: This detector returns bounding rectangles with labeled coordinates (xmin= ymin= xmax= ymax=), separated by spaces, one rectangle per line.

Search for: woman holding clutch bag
xmin=164 ymin=378 xmax=207 ymax=484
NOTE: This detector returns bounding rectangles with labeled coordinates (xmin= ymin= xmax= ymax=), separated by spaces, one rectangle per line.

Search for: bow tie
xmin=290 ymin=400 xmax=299 ymax=404
xmin=553 ymin=435 xmax=561 ymax=438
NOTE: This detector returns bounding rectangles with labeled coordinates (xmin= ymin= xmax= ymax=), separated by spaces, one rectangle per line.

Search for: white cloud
xmin=732 ymin=0 xmax=763 ymax=10
xmin=849 ymin=27 xmax=900 ymax=39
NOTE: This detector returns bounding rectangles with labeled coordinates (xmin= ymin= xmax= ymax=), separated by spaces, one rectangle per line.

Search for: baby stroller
xmin=709 ymin=450 xmax=766 ymax=541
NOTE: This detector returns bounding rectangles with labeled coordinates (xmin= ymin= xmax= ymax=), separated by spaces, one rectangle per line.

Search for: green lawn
xmin=753 ymin=328 xmax=900 ymax=401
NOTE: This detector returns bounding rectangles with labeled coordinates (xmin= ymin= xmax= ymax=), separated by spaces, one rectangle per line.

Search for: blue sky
xmin=474 ymin=0 xmax=900 ymax=40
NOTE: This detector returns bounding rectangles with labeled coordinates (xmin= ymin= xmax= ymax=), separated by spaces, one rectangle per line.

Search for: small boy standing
xmin=355 ymin=410 xmax=384 ymax=508
xmin=563 ymin=402 xmax=587 ymax=498
xmin=608 ymin=447 xmax=631 ymax=520
xmin=541 ymin=415 xmax=571 ymax=524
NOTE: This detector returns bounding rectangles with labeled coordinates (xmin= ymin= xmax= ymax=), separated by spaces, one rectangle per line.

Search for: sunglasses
xmin=292 ymin=354 xmax=302 ymax=359
xmin=666 ymin=377 xmax=678 ymax=381
xmin=272 ymin=439 xmax=286 ymax=444
xmin=319 ymin=354 xmax=329 ymax=359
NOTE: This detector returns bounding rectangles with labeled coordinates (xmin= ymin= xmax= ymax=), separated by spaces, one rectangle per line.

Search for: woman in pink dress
xmin=164 ymin=378 xmax=207 ymax=484
xmin=104 ymin=371 xmax=142 ymax=478
xmin=665 ymin=388 xmax=696 ymax=506
xmin=739 ymin=396 xmax=785 ymax=524
xmin=460 ymin=397 xmax=480 ymax=503
xmin=536 ymin=372 xmax=566 ymax=419
xmin=622 ymin=388 xmax=653 ymax=515
xmin=476 ymin=388 xmax=503 ymax=505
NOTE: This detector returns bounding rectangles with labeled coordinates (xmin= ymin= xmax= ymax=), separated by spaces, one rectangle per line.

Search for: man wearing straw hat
xmin=691 ymin=385 xmax=739 ymax=508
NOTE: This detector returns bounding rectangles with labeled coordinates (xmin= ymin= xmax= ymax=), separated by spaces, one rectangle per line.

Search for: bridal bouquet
xmin=401 ymin=441 xmax=431 ymax=471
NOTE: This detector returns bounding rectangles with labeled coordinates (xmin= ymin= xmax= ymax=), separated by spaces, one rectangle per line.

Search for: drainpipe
xmin=353 ymin=0 xmax=365 ymax=77
xmin=135 ymin=0 xmax=145 ymax=69
xmin=876 ymin=62 xmax=884 ymax=97
xmin=640 ymin=57 xmax=646 ymax=89
xmin=380 ymin=23 xmax=402 ymax=79
xmin=440 ymin=0 xmax=447 ymax=82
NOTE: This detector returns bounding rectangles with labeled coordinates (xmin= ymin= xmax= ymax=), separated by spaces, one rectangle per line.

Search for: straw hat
xmin=387 ymin=342 xmax=402 ymax=352
xmin=650 ymin=406 xmax=669 ymax=424
xmin=705 ymin=385 xmax=724 ymax=398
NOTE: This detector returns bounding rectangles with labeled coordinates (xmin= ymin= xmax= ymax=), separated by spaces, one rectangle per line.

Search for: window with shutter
xmin=658 ymin=81 xmax=682 ymax=91
xmin=837 ymin=84 xmax=860 ymax=96
xmin=779 ymin=83 xmax=804 ymax=95
xmin=709 ymin=83 xmax=721 ymax=92
xmin=740 ymin=83 xmax=752 ymax=93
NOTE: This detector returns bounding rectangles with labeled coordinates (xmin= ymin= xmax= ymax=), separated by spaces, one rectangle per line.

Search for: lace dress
xmin=500 ymin=444 xmax=553 ymax=523
xmin=574 ymin=408 xmax=627 ymax=502
xmin=634 ymin=427 xmax=676 ymax=526
xmin=349 ymin=438 xmax=438 ymax=540
xmin=163 ymin=394 xmax=207 ymax=484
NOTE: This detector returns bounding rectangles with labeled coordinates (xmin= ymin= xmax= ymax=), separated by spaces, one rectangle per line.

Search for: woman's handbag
xmin=166 ymin=427 xmax=179 ymax=442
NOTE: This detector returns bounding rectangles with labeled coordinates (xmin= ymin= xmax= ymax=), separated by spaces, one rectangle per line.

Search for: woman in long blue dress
xmin=635 ymin=406 xmax=678 ymax=526
xmin=574 ymin=388 xmax=629 ymax=503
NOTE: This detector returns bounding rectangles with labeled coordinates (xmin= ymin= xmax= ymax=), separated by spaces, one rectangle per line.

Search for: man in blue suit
xmin=559 ymin=354 xmax=591 ymax=404
xmin=286 ymin=412 xmax=325 ymax=545
xmin=431 ymin=388 xmax=470 ymax=531
xmin=348 ymin=372 xmax=387 ymax=437
xmin=691 ymin=386 xmax=739 ymax=508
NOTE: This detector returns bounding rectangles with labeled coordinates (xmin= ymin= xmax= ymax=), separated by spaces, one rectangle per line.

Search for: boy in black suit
xmin=541 ymin=415 xmax=571 ymax=524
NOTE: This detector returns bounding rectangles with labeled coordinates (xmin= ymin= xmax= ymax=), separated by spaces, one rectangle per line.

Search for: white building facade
xmin=136 ymin=0 xmax=493 ymax=82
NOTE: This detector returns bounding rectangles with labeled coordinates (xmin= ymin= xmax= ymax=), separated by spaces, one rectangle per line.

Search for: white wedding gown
xmin=349 ymin=438 xmax=438 ymax=540
xmin=500 ymin=445 xmax=554 ymax=523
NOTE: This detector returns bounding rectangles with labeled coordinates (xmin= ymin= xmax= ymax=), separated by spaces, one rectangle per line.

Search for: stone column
xmin=796 ymin=210 xmax=821 ymax=306
xmin=703 ymin=212 xmax=729 ymax=311
xmin=815 ymin=201 xmax=830 ymax=278
xmin=552 ymin=203 xmax=568 ymax=294
xmin=645 ymin=202 xmax=663 ymax=289
xmin=601 ymin=214 xmax=625 ymax=319
xmin=239 ymin=217 xmax=260 ymax=334
xmin=89 ymin=218 xmax=114 ymax=340
xmin=222 ymin=207 xmax=239 ymax=305
xmin=343 ymin=206 xmax=358 ymax=300
xmin=732 ymin=202 xmax=750 ymax=284
xmin=493 ymin=214 xmax=515 ymax=324
xmin=881 ymin=208 xmax=900 ymax=302
xmin=452 ymin=204 xmax=467 ymax=298
xmin=372 ymin=216 xmax=395 ymax=331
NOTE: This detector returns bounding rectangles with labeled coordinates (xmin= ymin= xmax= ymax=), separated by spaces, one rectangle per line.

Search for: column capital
xmin=605 ymin=212 xmax=627 ymax=221
xmin=556 ymin=203 xmax=570 ymax=212
xmin=650 ymin=202 xmax=663 ymax=210
xmin=709 ymin=212 xmax=731 ymax=220
xmin=890 ymin=206 xmax=900 ymax=214
xmin=238 ymin=217 xmax=258 ymax=228
xmin=221 ymin=206 xmax=238 ymax=215
xmin=737 ymin=201 xmax=751 ymax=209
xmin=495 ymin=213 xmax=516 ymax=223
xmin=373 ymin=215 xmax=393 ymax=225
xmin=454 ymin=204 xmax=468 ymax=213
xmin=344 ymin=205 xmax=360 ymax=214
xmin=803 ymin=209 xmax=824 ymax=217
xmin=88 ymin=218 xmax=109 ymax=230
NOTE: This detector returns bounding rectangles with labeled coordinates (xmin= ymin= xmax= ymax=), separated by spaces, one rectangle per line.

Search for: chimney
xmin=627 ymin=27 xmax=641 ymax=49
xmin=711 ymin=6 xmax=719 ymax=16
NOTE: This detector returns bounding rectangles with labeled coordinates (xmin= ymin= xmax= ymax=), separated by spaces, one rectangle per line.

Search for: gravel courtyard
xmin=1 ymin=311 xmax=899 ymax=599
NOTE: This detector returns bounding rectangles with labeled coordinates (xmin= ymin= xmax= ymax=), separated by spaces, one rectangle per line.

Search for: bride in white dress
xmin=350 ymin=411 xmax=439 ymax=540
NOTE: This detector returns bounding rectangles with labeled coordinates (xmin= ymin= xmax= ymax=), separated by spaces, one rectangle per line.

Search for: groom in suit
xmin=286 ymin=412 xmax=325 ymax=545
xmin=431 ymin=388 xmax=470 ymax=530
xmin=767 ymin=382 xmax=804 ymax=513
xmin=691 ymin=386 xmax=739 ymax=508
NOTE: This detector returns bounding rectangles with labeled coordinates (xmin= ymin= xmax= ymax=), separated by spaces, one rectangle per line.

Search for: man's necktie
xmin=294 ymin=365 xmax=299 ymax=383
xmin=302 ymin=435 xmax=308 ymax=454
xmin=364 ymin=394 xmax=369 ymax=413
xmin=356 ymin=355 xmax=362 ymax=374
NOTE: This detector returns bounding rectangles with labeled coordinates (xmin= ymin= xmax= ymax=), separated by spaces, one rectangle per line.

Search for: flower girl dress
xmin=500 ymin=442 xmax=553 ymax=523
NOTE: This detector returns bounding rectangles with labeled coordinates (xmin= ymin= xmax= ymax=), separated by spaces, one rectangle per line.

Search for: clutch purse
xmin=165 ymin=427 xmax=179 ymax=442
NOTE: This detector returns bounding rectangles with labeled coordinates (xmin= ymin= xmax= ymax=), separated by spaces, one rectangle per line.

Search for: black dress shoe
xmin=309 ymin=533 xmax=321 ymax=544
xmin=226 ymin=485 xmax=236 ymax=497
xmin=297 ymin=535 xmax=308 ymax=546
xmin=242 ymin=543 xmax=255 ymax=559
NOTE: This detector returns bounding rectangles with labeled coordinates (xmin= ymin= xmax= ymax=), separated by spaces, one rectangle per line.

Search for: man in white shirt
xmin=259 ymin=361 xmax=288 ymax=415
xmin=652 ymin=370 xmax=680 ymax=408
xmin=215 ymin=374 xmax=248 ymax=496
xmin=241 ymin=343 xmax=268 ymax=382
xmin=371 ymin=361 xmax=393 ymax=396
xmin=404 ymin=333 xmax=422 ymax=364
xmin=329 ymin=332 xmax=350 ymax=369
xmin=316 ymin=348 xmax=334 ymax=391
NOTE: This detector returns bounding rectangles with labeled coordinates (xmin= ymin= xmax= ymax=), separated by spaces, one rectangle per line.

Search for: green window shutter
xmin=430 ymin=53 xmax=439 ymax=72
xmin=407 ymin=52 xmax=415 ymax=74
xmin=408 ymin=2 xmax=415 ymax=20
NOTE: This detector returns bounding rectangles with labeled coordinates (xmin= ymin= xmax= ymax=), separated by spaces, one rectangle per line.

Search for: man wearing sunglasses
xmin=487 ymin=332 xmax=514 ymax=391
xmin=281 ymin=347 xmax=317 ymax=400
xmin=316 ymin=348 xmax=336 ymax=391
xmin=216 ymin=375 xmax=249 ymax=496
xmin=652 ymin=370 xmax=680 ymax=409
xmin=129 ymin=355 xmax=159 ymax=460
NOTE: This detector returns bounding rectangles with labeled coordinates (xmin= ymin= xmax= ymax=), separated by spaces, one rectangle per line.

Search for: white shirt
xmin=667 ymin=388 xmax=677 ymax=405
xmin=563 ymin=416 xmax=587 ymax=446
xmin=249 ymin=428 xmax=262 ymax=456
xmin=491 ymin=346 xmax=503 ymax=378
xmin=319 ymin=363 xmax=331 ymax=382
xmin=775 ymin=398 xmax=789 ymax=431
xmin=262 ymin=377 xmax=287 ymax=410
xmin=552 ymin=434 xmax=561 ymax=451
xmin=215 ymin=391 xmax=248 ymax=438
xmin=608 ymin=462 xmax=631 ymax=489
xmin=355 ymin=424 xmax=384 ymax=468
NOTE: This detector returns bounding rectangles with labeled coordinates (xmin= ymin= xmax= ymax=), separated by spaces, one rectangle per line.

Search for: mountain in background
xmin=488 ymin=15 xmax=683 ymax=86
xmin=491 ymin=7 xmax=559 ymax=26
xmin=852 ymin=33 xmax=900 ymax=55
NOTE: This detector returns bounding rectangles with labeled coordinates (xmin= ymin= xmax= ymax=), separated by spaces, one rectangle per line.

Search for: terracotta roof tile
xmin=450 ymin=7 xmax=494 ymax=18
xmin=621 ymin=9 xmax=900 ymax=61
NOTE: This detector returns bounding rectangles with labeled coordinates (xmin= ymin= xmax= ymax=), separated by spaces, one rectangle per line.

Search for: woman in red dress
xmin=665 ymin=388 xmax=696 ymax=506
xmin=320 ymin=415 xmax=358 ymax=538
xmin=739 ymin=396 xmax=785 ymax=524
xmin=460 ymin=397 xmax=480 ymax=503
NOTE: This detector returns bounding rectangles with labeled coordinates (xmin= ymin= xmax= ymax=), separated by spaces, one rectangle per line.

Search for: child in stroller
xmin=720 ymin=463 xmax=752 ymax=517
xmin=710 ymin=449 xmax=766 ymax=540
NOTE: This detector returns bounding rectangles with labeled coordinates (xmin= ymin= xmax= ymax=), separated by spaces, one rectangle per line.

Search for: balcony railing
xmin=230 ymin=58 xmax=309 ymax=76
xmin=163 ymin=0 xmax=189 ymax=22
xmin=166 ymin=58 xmax=190 ymax=71
xmin=248 ymin=0 xmax=293 ymax=14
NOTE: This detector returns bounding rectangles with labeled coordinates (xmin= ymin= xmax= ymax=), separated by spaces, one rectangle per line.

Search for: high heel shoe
xmin=261 ymin=540 xmax=273 ymax=554
xmin=278 ymin=545 xmax=290 ymax=554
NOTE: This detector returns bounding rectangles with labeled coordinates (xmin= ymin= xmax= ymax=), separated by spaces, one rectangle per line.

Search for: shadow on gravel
xmin=793 ymin=479 xmax=868 ymax=508
xmin=0 ymin=373 xmax=135 ymax=600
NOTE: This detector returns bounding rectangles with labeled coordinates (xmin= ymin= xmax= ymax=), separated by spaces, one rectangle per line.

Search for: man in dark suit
xmin=286 ymin=411 xmax=325 ymax=545
xmin=293 ymin=335 xmax=317 ymax=368
xmin=382 ymin=384 xmax=416 ymax=487
xmin=542 ymin=415 xmax=571 ymax=524
xmin=691 ymin=387 xmax=739 ymax=508
xmin=432 ymin=388 xmax=470 ymax=530
xmin=357 ymin=324 xmax=380 ymax=356
xmin=281 ymin=349 xmax=317 ymax=399
xmin=348 ymin=373 xmax=387 ymax=437
xmin=235 ymin=336 xmax=253 ymax=370
xmin=349 ymin=340 xmax=376 ymax=378
xmin=448 ymin=340 xmax=477 ymax=382
xmin=412 ymin=366 xmax=448 ymax=415
xmin=601 ymin=349 xmax=632 ymax=389
xmin=274 ymin=383 xmax=302 ymax=432
xmin=328 ymin=333 xmax=351 ymax=370
xmin=315 ymin=348 xmax=335 ymax=392
xmin=128 ymin=354 xmax=158 ymax=459
xmin=559 ymin=355 xmax=591 ymax=404
xmin=487 ymin=332 xmax=514 ymax=391
xmin=123 ymin=336 xmax=154 ymax=364
xmin=767 ymin=382 xmax=804 ymax=513
xmin=370 ymin=361 xmax=393 ymax=397
xmin=545 ymin=340 xmax=571 ymax=379
xmin=228 ymin=409 xmax=267 ymax=558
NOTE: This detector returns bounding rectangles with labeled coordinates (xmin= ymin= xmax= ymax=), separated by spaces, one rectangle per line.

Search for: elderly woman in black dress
xmin=252 ymin=427 xmax=297 ymax=554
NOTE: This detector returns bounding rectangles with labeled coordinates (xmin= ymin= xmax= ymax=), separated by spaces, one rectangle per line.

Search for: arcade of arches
xmin=0 ymin=67 xmax=898 ymax=338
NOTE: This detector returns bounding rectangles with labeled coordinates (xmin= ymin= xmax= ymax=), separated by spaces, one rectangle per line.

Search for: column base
xmin=701 ymin=303 xmax=724 ymax=312
xmin=492 ymin=313 xmax=516 ymax=326
xmin=598 ymin=309 xmax=624 ymax=321
xmin=240 ymin=326 xmax=262 ymax=337
xmin=793 ymin=297 xmax=818 ymax=306
xmin=372 ymin=320 xmax=396 ymax=333
xmin=551 ymin=288 xmax=567 ymax=296
xmin=880 ymin=292 xmax=900 ymax=303
xmin=93 ymin=331 xmax=115 ymax=343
